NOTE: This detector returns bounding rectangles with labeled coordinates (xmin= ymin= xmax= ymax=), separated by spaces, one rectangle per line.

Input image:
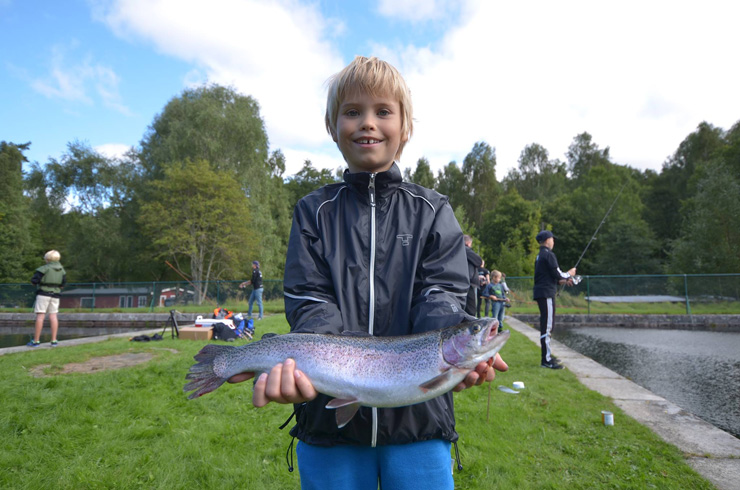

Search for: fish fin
xmin=419 ymin=368 xmax=467 ymax=393
xmin=330 ymin=403 xmax=361 ymax=428
xmin=325 ymin=398 xmax=362 ymax=428
xmin=325 ymin=397 xmax=360 ymax=409
xmin=183 ymin=344 xmax=235 ymax=399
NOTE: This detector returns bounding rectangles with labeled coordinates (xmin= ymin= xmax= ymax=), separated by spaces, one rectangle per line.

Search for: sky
xmin=2 ymin=0 xmax=739 ymax=179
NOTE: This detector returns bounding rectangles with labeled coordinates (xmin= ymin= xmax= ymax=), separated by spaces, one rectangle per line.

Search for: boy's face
xmin=332 ymin=90 xmax=405 ymax=173
xmin=492 ymin=275 xmax=501 ymax=283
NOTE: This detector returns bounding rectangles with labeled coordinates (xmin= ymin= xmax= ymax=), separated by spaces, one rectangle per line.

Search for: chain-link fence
xmin=501 ymin=273 xmax=740 ymax=315
xmin=0 ymin=280 xmax=285 ymax=312
xmin=2 ymin=274 xmax=738 ymax=314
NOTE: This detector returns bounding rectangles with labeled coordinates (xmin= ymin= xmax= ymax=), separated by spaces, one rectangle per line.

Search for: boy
xmin=229 ymin=56 xmax=507 ymax=489
xmin=27 ymin=250 xmax=66 ymax=347
xmin=533 ymin=230 xmax=576 ymax=369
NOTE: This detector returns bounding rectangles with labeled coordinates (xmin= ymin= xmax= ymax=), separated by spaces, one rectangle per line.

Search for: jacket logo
xmin=396 ymin=234 xmax=413 ymax=246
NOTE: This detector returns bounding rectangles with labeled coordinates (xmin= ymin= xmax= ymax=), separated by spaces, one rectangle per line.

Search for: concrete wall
xmin=512 ymin=314 xmax=740 ymax=332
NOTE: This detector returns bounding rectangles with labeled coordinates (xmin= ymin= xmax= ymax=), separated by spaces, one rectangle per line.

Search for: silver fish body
xmin=184 ymin=318 xmax=509 ymax=426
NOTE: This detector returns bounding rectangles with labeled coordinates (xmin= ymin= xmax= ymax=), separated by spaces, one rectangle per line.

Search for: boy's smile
xmin=333 ymin=91 xmax=406 ymax=173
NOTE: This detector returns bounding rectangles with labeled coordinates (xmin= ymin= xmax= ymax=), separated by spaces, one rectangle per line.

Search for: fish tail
xmin=184 ymin=344 xmax=234 ymax=399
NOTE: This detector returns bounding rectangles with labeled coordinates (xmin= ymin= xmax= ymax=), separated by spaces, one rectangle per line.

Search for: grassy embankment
xmin=1 ymin=315 xmax=713 ymax=489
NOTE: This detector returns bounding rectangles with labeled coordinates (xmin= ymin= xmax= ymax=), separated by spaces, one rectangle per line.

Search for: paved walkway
xmin=508 ymin=316 xmax=740 ymax=490
xmin=0 ymin=328 xmax=165 ymax=356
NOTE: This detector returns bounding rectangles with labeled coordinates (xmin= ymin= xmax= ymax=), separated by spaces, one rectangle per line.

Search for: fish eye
xmin=472 ymin=325 xmax=481 ymax=333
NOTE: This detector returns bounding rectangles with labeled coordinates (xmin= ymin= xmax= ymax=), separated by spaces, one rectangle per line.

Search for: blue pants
xmin=248 ymin=287 xmax=263 ymax=319
xmin=490 ymin=300 xmax=505 ymax=329
xmin=296 ymin=439 xmax=454 ymax=490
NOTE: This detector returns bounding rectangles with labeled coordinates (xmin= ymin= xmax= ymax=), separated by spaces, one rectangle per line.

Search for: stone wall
xmin=512 ymin=314 xmax=740 ymax=332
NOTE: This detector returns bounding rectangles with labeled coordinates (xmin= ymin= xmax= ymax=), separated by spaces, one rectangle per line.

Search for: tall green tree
xmin=0 ymin=142 xmax=37 ymax=282
xmin=504 ymin=143 xmax=567 ymax=202
xmin=460 ymin=141 xmax=500 ymax=229
xmin=137 ymin=83 xmax=289 ymax=278
xmin=284 ymin=160 xmax=341 ymax=214
xmin=138 ymin=159 xmax=253 ymax=303
xmin=435 ymin=161 xmax=467 ymax=211
xmin=404 ymin=157 xmax=435 ymax=188
xmin=479 ymin=188 xmax=541 ymax=276
xmin=643 ymin=122 xmax=725 ymax=246
xmin=566 ymin=132 xmax=611 ymax=181
xmin=669 ymin=121 xmax=740 ymax=273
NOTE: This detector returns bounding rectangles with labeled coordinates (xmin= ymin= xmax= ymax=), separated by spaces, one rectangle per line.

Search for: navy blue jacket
xmin=283 ymin=163 xmax=469 ymax=447
xmin=533 ymin=246 xmax=571 ymax=299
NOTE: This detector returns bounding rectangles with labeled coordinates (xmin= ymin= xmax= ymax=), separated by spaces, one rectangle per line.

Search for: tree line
xmin=2 ymin=83 xmax=738 ymax=291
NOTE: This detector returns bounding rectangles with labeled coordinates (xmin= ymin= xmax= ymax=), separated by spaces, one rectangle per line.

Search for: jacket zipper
xmin=368 ymin=173 xmax=378 ymax=447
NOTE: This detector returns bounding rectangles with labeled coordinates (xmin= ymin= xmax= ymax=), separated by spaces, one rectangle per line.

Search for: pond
xmin=555 ymin=327 xmax=740 ymax=439
xmin=0 ymin=326 xmax=145 ymax=349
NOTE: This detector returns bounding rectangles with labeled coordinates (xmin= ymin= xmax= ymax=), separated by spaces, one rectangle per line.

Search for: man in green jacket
xmin=27 ymin=250 xmax=66 ymax=347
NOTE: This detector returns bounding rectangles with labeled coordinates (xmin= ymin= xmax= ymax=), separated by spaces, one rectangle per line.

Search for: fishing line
xmin=573 ymin=179 xmax=629 ymax=271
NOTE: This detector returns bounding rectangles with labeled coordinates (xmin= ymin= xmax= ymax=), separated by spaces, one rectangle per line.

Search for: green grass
xmin=1 ymin=317 xmax=712 ymax=489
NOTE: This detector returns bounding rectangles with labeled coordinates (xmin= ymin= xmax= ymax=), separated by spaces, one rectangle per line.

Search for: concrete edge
xmin=0 ymin=328 xmax=165 ymax=356
xmin=507 ymin=315 xmax=740 ymax=490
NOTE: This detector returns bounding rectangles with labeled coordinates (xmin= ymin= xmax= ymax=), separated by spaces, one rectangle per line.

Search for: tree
xmin=139 ymin=84 xmax=269 ymax=185
xmin=479 ymin=188 xmax=541 ymax=276
xmin=405 ymin=157 xmax=435 ymax=188
xmin=460 ymin=141 xmax=501 ymax=229
xmin=643 ymin=122 xmax=725 ymax=246
xmin=504 ymin=143 xmax=567 ymax=202
xmin=0 ymin=142 xmax=37 ymax=282
xmin=435 ymin=161 xmax=467 ymax=211
xmin=284 ymin=160 xmax=341 ymax=214
xmin=137 ymin=83 xmax=289 ymax=278
xmin=138 ymin=159 xmax=253 ymax=303
xmin=565 ymin=132 xmax=611 ymax=181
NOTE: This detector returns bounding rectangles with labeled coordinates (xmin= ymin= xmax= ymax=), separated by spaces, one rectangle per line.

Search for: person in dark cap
xmin=239 ymin=260 xmax=264 ymax=320
xmin=533 ymin=230 xmax=576 ymax=369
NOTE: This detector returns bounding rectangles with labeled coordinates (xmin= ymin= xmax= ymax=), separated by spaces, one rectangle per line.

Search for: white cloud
xmin=93 ymin=0 xmax=345 ymax=175
xmin=30 ymin=43 xmax=132 ymax=115
xmin=394 ymin=0 xmax=740 ymax=177
xmin=377 ymin=0 xmax=458 ymax=23
xmin=89 ymin=0 xmax=740 ymax=179
xmin=94 ymin=143 xmax=132 ymax=160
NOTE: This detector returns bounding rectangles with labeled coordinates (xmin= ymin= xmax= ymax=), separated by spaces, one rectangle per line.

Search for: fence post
xmin=684 ymin=274 xmax=693 ymax=321
xmin=91 ymin=282 xmax=96 ymax=312
xmin=149 ymin=281 xmax=156 ymax=312
xmin=586 ymin=275 xmax=591 ymax=316
xmin=217 ymin=281 xmax=221 ymax=306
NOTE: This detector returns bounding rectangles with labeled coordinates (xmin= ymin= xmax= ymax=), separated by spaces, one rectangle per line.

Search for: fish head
xmin=440 ymin=318 xmax=510 ymax=369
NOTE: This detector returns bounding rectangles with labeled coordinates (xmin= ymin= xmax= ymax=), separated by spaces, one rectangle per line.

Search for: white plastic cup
xmin=512 ymin=381 xmax=525 ymax=390
xmin=602 ymin=410 xmax=614 ymax=426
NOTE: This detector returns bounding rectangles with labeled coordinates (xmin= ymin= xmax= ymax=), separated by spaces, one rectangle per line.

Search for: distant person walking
xmin=463 ymin=235 xmax=484 ymax=316
xmin=239 ymin=261 xmax=264 ymax=320
xmin=28 ymin=250 xmax=66 ymax=347
xmin=533 ymin=231 xmax=576 ymax=369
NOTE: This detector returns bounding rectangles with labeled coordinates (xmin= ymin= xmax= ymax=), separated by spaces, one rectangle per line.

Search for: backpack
xmin=212 ymin=322 xmax=238 ymax=341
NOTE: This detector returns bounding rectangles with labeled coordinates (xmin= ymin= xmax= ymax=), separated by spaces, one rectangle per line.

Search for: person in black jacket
xmin=533 ymin=230 xmax=576 ymax=369
xmin=27 ymin=250 xmax=66 ymax=347
xmin=229 ymin=56 xmax=507 ymax=490
xmin=239 ymin=260 xmax=263 ymax=320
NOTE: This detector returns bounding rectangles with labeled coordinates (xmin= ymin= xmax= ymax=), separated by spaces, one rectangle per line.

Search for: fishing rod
xmin=573 ymin=179 xmax=628 ymax=271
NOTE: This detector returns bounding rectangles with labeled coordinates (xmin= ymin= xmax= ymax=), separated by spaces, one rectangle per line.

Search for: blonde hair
xmin=491 ymin=270 xmax=502 ymax=279
xmin=325 ymin=56 xmax=414 ymax=161
xmin=44 ymin=250 xmax=61 ymax=262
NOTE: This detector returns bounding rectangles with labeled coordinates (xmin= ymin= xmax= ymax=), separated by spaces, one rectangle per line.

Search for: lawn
xmin=1 ymin=316 xmax=712 ymax=489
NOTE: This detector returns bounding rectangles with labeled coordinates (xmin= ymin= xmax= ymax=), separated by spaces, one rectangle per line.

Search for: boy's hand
xmin=227 ymin=358 xmax=317 ymax=407
xmin=453 ymin=353 xmax=508 ymax=392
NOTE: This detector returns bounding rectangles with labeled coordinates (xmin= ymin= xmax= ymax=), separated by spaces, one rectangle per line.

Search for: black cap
xmin=536 ymin=230 xmax=556 ymax=243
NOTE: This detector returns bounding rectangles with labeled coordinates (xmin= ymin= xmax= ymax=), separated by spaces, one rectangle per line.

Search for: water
xmin=555 ymin=327 xmax=740 ymax=439
xmin=0 ymin=327 xmax=144 ymax=349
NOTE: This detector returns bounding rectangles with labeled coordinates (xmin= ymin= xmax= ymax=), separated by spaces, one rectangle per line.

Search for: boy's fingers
xmin=280 ymin=359 xmax=304 ymax=403
xmin=294 ymin=369 xmax=318 ymax=401
xmin=492 ymin=353 xmax=508 ymax=372
xmin=263 ymin=363 xmax=288 ymax=404
xmin=252 ymin=373 xmax=270 ymax=407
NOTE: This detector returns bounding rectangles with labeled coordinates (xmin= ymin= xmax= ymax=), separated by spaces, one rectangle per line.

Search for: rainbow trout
xmin=184 ymin=318 xmax=509 ymax=427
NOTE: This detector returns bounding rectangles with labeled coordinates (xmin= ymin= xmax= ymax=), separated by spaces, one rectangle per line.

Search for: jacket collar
xmin=343 ymin=163 xmax=402 ymax=199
